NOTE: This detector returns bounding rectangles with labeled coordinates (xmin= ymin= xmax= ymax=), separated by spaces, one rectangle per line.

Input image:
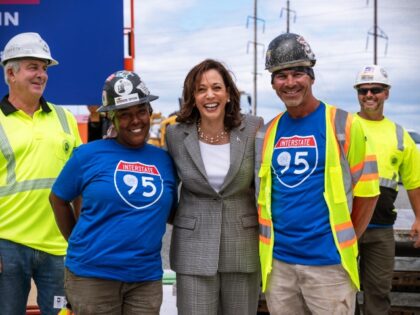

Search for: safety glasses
xmin=357 ymin=87 xmax=386 ymax=95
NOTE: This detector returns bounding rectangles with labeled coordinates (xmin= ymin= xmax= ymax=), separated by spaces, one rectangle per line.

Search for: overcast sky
xmin=128 ymin=0 xmax=420 ymax=130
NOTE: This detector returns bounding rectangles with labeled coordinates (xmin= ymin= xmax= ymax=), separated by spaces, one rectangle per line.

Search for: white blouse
xmin=199 ymin=141 xmax=230 ymax=192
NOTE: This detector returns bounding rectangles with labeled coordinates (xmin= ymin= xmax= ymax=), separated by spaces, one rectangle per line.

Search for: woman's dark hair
xmin=176 ymin=59 xmax=242 ymax=130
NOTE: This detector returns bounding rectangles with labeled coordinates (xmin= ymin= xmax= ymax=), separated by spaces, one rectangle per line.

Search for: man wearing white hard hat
xmin=354 ymin=65 xmax=420 ymax=315
xmin=0 ymin=33 xmax=81 ymax=314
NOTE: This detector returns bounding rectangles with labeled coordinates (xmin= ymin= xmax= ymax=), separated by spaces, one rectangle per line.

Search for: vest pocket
xmin=329 ymin=166 xmax=347 ymax=203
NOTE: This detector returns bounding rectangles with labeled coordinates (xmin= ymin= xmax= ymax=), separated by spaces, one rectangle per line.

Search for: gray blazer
xmin=166 ymin=114 xmax=263 ymax=276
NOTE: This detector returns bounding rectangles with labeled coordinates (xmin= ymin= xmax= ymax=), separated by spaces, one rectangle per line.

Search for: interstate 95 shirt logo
xmin=114 ymin=161 xmax=163 ymax=209
xmin=273 ymin=135 xmax=318 ymax=188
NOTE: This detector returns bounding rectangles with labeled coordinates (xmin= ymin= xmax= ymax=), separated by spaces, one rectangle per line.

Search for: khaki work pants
xmin=265 ymin=259 xmax=356 ymax=315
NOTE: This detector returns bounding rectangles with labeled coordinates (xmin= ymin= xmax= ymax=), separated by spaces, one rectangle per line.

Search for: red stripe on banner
xmin=0 ymin=0 xmax=40 ymax=4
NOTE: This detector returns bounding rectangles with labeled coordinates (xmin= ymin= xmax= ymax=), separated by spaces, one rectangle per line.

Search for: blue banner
xmin=0 ymin=0 xmax=124 ymax=105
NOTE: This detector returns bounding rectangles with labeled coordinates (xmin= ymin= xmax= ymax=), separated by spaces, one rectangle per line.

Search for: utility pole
xmin=280 ymin=0 xmax=296 ymax=33
xmin=246 ymin=0 xmax=265 ymax=115
xmin=373 ymin=0 xmax=377 ymax=64
xmin=366 ymin=0 xmax=388 ymax=64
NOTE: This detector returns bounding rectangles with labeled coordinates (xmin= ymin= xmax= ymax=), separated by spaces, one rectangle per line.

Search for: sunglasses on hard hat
xmin=357 ymin=87 xmax=386 ymax=96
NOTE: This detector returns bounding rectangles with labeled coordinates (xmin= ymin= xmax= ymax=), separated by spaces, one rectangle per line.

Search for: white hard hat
xmin=354 ymin=65 xmax=390 ymax=88
xmin=1 ymin=32 xmax=58 ymax=67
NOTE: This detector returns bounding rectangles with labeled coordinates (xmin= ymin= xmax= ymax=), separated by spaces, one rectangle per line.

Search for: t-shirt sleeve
xmin=348 ymin=118 xmax=380 ymax=197
xmin=52 ymin=149 xmax=83 ymax=201
xmin=400 ymin=131 xmax=420 ymax=190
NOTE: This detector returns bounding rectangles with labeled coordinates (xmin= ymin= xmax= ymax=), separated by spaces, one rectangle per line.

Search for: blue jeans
xmin=0 ymin=239 xmax=66 ymax=315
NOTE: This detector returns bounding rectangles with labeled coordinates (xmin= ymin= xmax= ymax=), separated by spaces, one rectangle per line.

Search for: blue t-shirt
xmin=271 ymin=102 xmax=340 ymax=265
xmin=52 ymin=139 xmax=177 ymax=282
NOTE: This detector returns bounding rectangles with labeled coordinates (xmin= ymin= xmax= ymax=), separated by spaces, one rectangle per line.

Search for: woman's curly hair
xmin=176 ymin=59 xmax=242 ymax=130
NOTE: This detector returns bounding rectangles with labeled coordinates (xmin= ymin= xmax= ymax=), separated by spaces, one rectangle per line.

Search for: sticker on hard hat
xmin=360 ymin=66 xmax=375 ymax=81
xmin=114 ymin=93 xmax=140 ymax=106
xmin=380 ymin=68 xmax=388 ymax=78
xmin=114 ymin=78 xmax=133 ymax=95
xmin=360 ymin=74 xmax=374 ymax=81
xmin=105 ymin=73 xmax=116 ymax=82
xmin=272 ymin=135 xmax=318 ymax=188
xmin=362 ymin=66 xmax=375 ymax=74
xmin=297 ymin=36 xmax=313 ymax=56
xmin=137 ymin=80 xmax=151 ymax=96
xmin=114 ymin=161 xmax=163 ymax=209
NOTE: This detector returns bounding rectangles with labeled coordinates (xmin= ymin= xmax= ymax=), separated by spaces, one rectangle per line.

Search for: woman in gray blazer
xmin=165 ymin=59 xmax=263 ymax=315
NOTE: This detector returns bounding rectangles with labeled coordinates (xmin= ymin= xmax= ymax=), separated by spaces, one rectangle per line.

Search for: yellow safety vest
xmin=355 ymin=115 xmax=420 ymax=191
xmin=257 ymin=103 xmax=379 ymax=292
xmin=0 ymin=100 xmax=81 ymax=255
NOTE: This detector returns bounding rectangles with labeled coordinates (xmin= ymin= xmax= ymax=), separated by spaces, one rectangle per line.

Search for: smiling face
xmin=357 ymin=83 xmax=389 ymax=120
xmin=271 ymin=69 xmax=315 ymax=110
xmin=8 ymin=59 xmax=48 ymax=99
xmin=194 ymin=69 xmax=229 ymax=124
xmin=113 ymin=104 xmax=151 ymax=148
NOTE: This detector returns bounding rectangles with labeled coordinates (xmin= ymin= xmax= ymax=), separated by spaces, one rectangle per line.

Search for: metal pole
xmin=287 ymin=0 xmax=290 ymax=33
xmin=253 ymin=0 xmax=257 ymax=115
xmin=374 ymin=0 xmax=377 ymax=64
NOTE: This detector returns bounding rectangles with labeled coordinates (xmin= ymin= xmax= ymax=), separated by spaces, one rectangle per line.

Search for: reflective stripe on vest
xmin=0 ymin=105 xmax=71 ymax=197
xmin=396 ymin=123 xmax=404 ymax=152
xmin=54 ymin=105 xmax=71 ymax=135
xmin=258 ymin=213 xmax=272 ymax=245
xmin=379 ymin=177 xmax=398 ymax=190
xmin=333 ymin=108 xmax=354 ymax=214
xmin=257 ymin=115 xmax=281 ymax=245
xmin=0 ymin=178 xmax=56 ymax=197
xmin=335 ymin=221 xmax=356 ymax=249
xmin=259 ymin=210 xmax=272 ymax=244
xmin=333 ymin=108 xmax=351 ymax=156
xmin=331 ymin=108 xmax=357 ymax=248
xmin=0 ymin=122 xmax=16 ymax=184
xmin=351 ymin=155 xmax=379 ymax=183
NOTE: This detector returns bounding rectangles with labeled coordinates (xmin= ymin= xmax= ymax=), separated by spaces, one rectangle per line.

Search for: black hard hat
xmin=265 ymin=33 xmax=316 ymax=73
xmin=98 ymin=70 xmax=158 ymax=112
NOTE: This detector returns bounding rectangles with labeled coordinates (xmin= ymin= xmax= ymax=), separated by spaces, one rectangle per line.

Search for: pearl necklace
xmin=197 ymin=120 xmax=228 ymax=144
